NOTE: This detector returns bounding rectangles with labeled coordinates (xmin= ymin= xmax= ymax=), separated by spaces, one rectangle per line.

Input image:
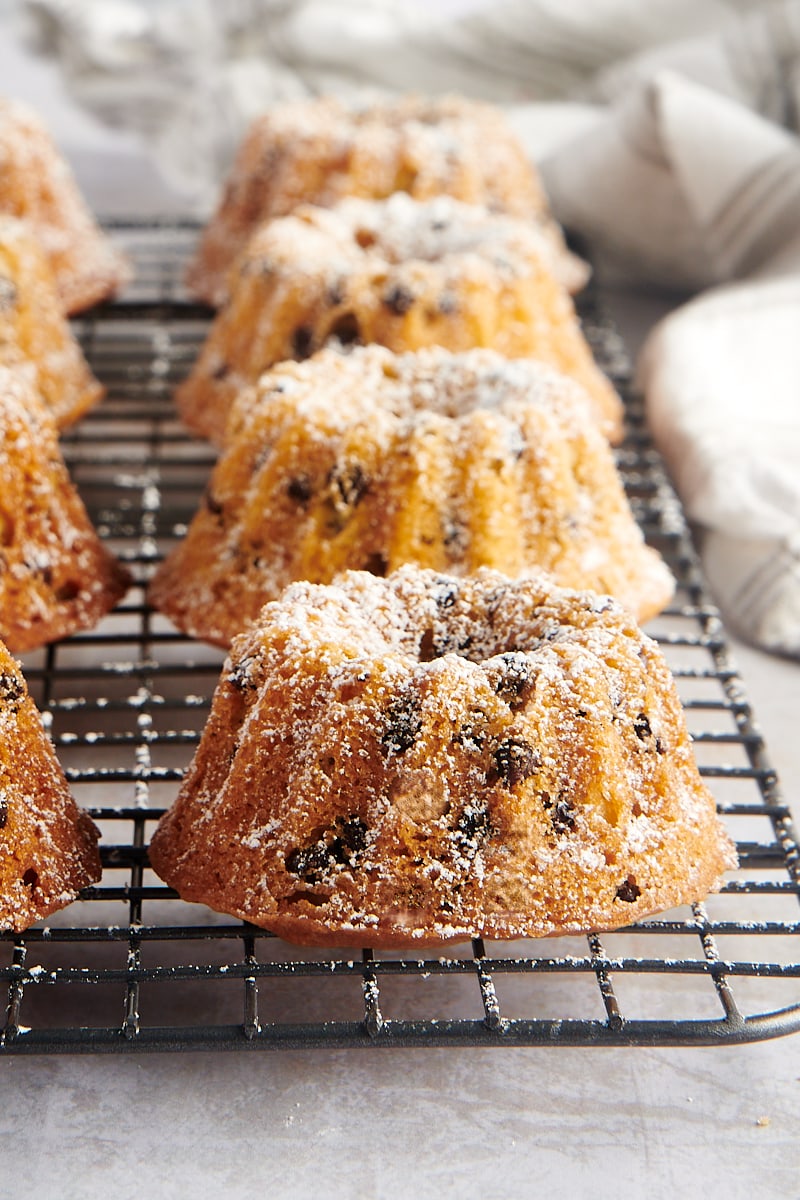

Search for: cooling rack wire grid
xmin=2 ymin=221 xmax=798 ymax=1054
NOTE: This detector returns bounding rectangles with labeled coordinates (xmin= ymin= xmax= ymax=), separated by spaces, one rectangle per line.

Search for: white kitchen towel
xmin=22 ymin=0 xmax=768 ymax=203
xmin=540 ymin=27 xmax=800 ymax=658
xmin=19 ymin=0 xmax=800 ymax=657
xmin=640 ymin=277 xmax=800 ymax=654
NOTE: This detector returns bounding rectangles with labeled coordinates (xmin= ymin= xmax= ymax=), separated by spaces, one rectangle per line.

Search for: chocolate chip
xmin=615 ymin=877 xmax=641 ymax=903
xmin=287 ymin=475 xmax=313 ymax=505
xmin=454 ymin=802 xmax=492 ymax=855
xmin=383 ymin=284 xmax=415 ymax=315
xmin=205 ymin=489 xmax=224 ymax=515
xmin=286 ymin=815 xmax=368 ymax=882
xmin=0 ymin=797 xmax=7 ymax=828
xmin=328 ymin=311 xmax=361 ymax=346
xmin=418 ymin=628 xmax=438 ymax=662
xmin=22 ymin=868 xmax=38 ymax=891
xmin=292 ymin=325 xmax=314 ymax=359
xmin=228 ymin=654 xmax=261 ymax=691
xmin=329 ymin=461 xmax=369 ymax=510
xmin=55 ymin=581 xmax=80 ymax=603
xmin=443 ymin=521 xmax=468 ymax=553
xmin=362 ymin=552 xmax=388 ymax=577
xmin=328 ymin=815 xmax=368 ymax=864
xmin=453 ymin=712 xmax=487 ymax=752
xmin=284 ymin=843 xmax=328 ymax=884
xmin=633 ymin=713 xmax=652 ymax=741
xmin=418 ymin=625 xmax=472 ymax=661
xmin=0 ymin=277 xmax=18 ymax=312
xmin=542 ymin=791 xmax=575 ymax=834
xmin=434 ymin=580 xmax=458 ymax=609
xmin=490 ymin=738 xmax=540 ymax=788
xmin=211 ymin=361 xmax=230 ymax=381
xmin=492 ymin=652 xmax=532 ymax=707
xmin=0 ymin=672 xmax=24 ymax=711
xmin=381 ymin=693 xmax=422 ymax=755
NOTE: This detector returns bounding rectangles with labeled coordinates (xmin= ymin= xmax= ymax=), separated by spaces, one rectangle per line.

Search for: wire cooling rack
xmin=1 ymin=221 xmax=798 ymax=1054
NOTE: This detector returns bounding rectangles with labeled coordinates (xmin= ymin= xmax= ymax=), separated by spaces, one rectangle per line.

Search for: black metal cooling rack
xmin=1 ymin=221 xmax=798 ymax=1054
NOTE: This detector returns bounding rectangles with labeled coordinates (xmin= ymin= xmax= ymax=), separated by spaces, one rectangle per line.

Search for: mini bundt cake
xmin=153 ymin=346 xmax=671 ymax=646
xmin=0 ymin=366 xmax=130 ymax=652
xmin=0 ymin=641 xmax=100 ymax=931
xmin=177 ymin=195 xmax=621 ymax=446
xmin=0 ymin=97 xmax=130 ymax=313
xmin=0 ymin=216 xmax=104 ymax=428
xmin=148 ymin=565 xmax=736 ymax=947
xmin=185 ymin=93 xmax=587 ymax=307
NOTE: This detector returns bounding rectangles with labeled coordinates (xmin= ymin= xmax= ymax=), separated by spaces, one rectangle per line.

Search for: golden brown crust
xmin=0 ymin=216 xmax=104 ymax=428
xmin=149 ymin=566 xmax=736 ymax=947
xmin=0 ymin=643 xmax=101 ymax=931
xmin=0 ymin=366 xmax=131 ymax=652
xmin=178 ymin=195 xmax=618 ymax=445
xmin=185 ymin=93 xmax=587 ymax=308
xmin=154 ymin=346 xmax=669 ymax=646
xmin=0 ymin=98 xmax=131 ymax=314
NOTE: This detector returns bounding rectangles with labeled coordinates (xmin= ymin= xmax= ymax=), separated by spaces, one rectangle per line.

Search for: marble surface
xmin=1 ymin=19 xmax=799 ymax=1200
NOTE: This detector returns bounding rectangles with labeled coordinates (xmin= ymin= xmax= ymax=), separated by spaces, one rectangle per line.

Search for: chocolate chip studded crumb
xmin=453 ymin=801 xmax=492 ymax=858
xmin=228 ymin=654 xmax=262 ymax=691
xmin=542 ymin=791 xmax=575 ymax=834
xmin=453 ymin=711 xmax=488 ymax=752
xmin=634 ymin=713 xmax=652 ymax=741
xmin=362 ymin=552 xmax=388 ymax=577
xmin=327 ymin=311 xmax=361 ymax=346
xmin=285 ymin=815 xmax=368 ymax=882
xmin=292 ymin=325 xmax=314 ymax=359
xmin=383 ymin=284 xmax=415 ymax=315
xmin=443 ymin=521 xmax=468 ymax=553
xmin=329 ymin=461 xmax=369 ymax=510
xmin=615 ymin=877 xmax=641 ymax=903
xmin=491 ymin=651 xmax=532 ymax=706
xmin=381 ymin=693 xmax=422 ymax=755
xmin=490 ymin=738 xmax=540 ymax=788
xmin=287 ymin=475 xmax=313 ymax=505
xmin=0 ymin=671 xmax=24 ymax=712
xmin=55 ymin=581 xmax=80 ymax=603
xmin=434 ymin=580 xmax=458 ymax=609
xmin=418 ymin=627 xmax=438 ymax=662
xmin=284 ymin=843 xmax=328 ymax=884
xmin=330 ymin=815 xmax=368 ymax=862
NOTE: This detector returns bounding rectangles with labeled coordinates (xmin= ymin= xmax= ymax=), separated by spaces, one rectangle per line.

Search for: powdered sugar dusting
xmin=154 ymin=345 xmax=671 ymax=648
xmin=0 ymin=365 xmax=130 ymax=652
xmin=186 ymin=92 xmax=581 ymax=307
xmin=149 ymin=565 xmax=736 ymax=947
